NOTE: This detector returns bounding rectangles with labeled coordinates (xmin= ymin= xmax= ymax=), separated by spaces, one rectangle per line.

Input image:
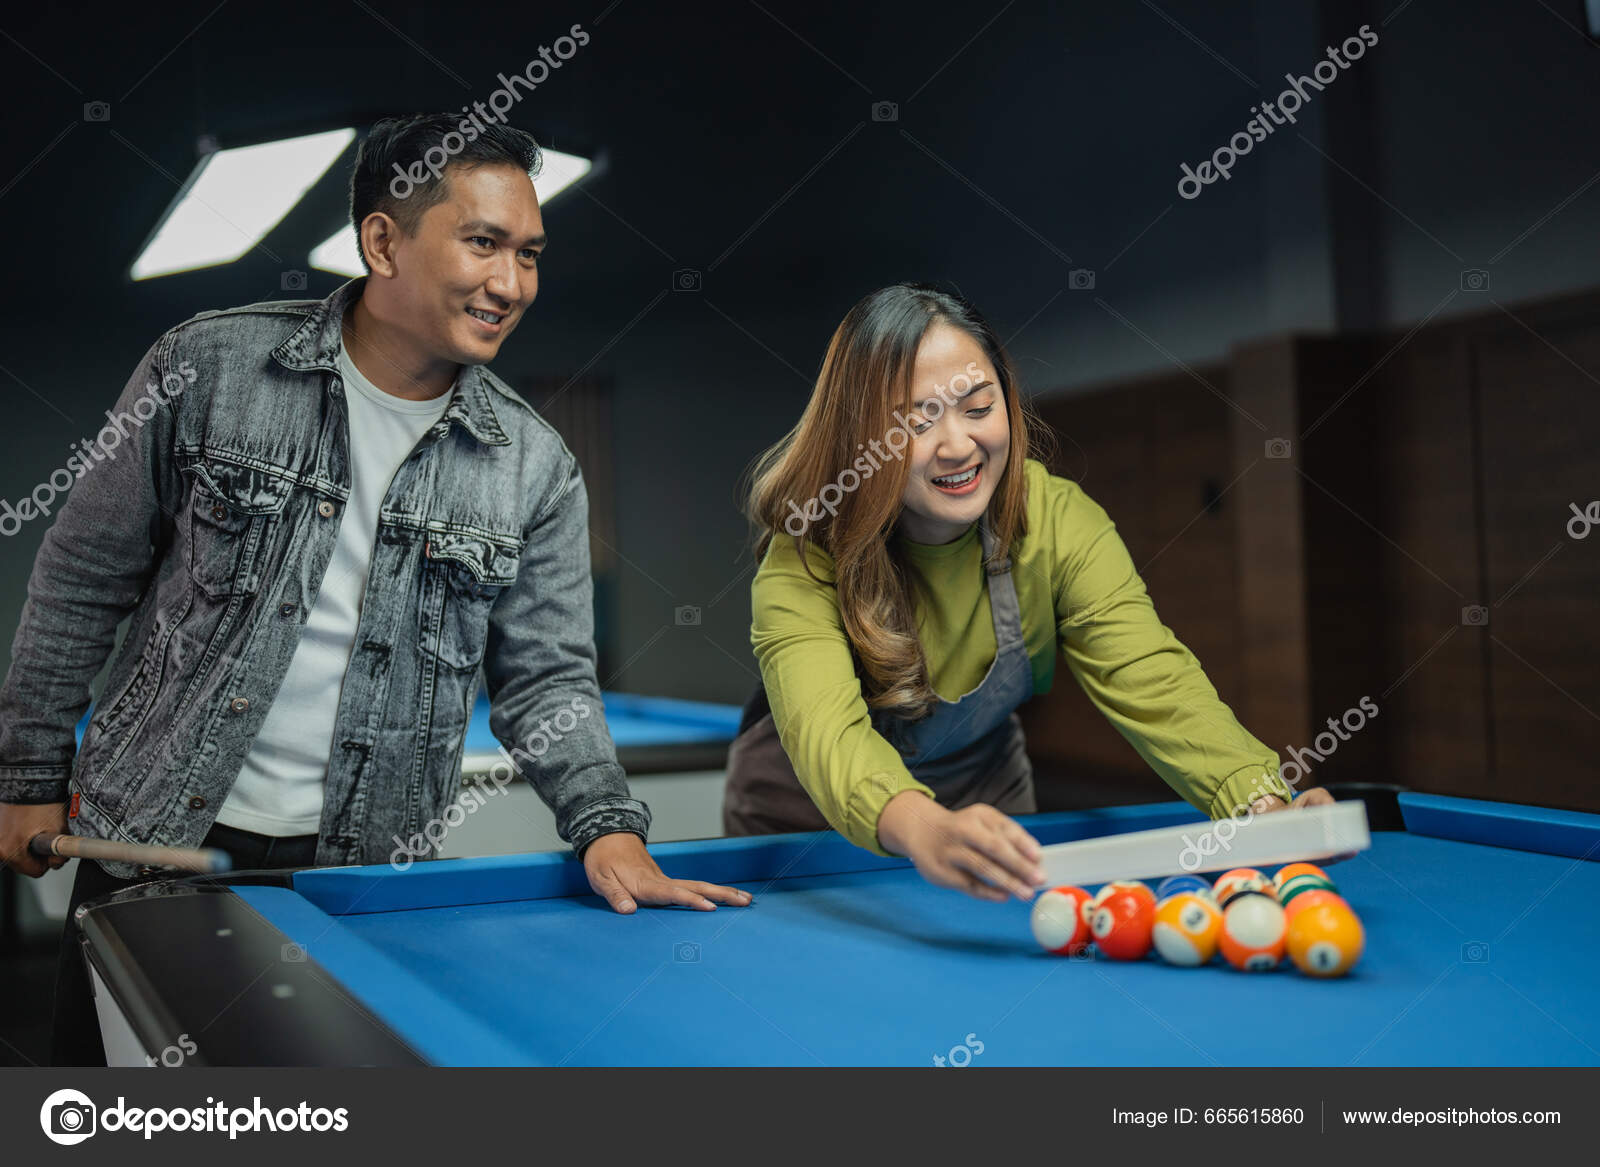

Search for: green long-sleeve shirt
xmin=749 ymin=458 xmax=1290 ymax=854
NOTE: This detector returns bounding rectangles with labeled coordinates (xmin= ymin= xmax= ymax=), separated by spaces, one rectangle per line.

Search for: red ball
xmin=1090 ymin=889 xmax=1155 ymax=960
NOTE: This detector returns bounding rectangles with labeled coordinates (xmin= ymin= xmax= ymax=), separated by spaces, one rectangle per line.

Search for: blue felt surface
xmin=231 ymin=885 xmax=532 ymax=1066
xmin=248 ymin=798 xmax=1600 ymax=1067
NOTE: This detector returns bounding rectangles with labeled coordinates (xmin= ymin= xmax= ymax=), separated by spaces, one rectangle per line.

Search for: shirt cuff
xmin=845 ymin=773 xmax=936 ymax=857
xmin=0 ymin=769 xmax=71 ymax=805
xmin=1207 ymin=764 xmax=1292 ymax=820
xmin=566 ymin=797 xmax=652 ymax=858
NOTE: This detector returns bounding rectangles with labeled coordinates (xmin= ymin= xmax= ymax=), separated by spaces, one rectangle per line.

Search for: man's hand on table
xmin=583 ymin=831 xmax=753 ymax=913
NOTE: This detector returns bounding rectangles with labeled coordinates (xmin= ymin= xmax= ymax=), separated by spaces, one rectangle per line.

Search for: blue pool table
xmin=75 ymin=793 xmax=1600 ymax=1067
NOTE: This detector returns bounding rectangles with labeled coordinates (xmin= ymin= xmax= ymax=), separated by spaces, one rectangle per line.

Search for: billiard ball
xmin=1214 ymin=868 xmax=1268 ymax=902
xmin=1031 ymin=886 xmax=1094 ymax=955
xmin=1151 ymin=892 xmax=1223 ymax=966
xmin=1286 ymin=899 xmax=1365 ymax=977
xmin=1218 ymin=877 xmax=1275 ymax=909
xmin=1090 ymin=890 xmax=1155 ymax=960
xmin=1156 ymin=874 xmax=1214 ymax=903
xmin=1283 ymin=888 xmax=1347 ymax=925
xmin=1092 ymin=880 xmax=1156 ymax=912
xmin=1272 ymin=862 xmax=1329 ymax=893
xmin=1278 ymin=874 xmax=1337 ymax=909
xmin=1218 ymin=894 xmax=1287 ymax=970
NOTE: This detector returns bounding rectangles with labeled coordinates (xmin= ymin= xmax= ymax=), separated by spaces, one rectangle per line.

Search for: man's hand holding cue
xmin=2 ymin=802 xmax=231 ymax=876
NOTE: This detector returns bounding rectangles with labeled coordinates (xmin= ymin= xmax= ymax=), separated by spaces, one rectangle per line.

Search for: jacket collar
xmin=271 ymin=275 xmax=512 ymax=448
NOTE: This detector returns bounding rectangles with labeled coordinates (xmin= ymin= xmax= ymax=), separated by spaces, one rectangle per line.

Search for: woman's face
xmin=896 ymin=322 xmax=1010 ymax=545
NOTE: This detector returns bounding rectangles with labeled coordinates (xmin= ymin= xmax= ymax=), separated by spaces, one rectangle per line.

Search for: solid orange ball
xmin=1283 ymin=889 xmax=1347 ymax=925
xmin=1287 ymin=900 xmax=1365 ymax=977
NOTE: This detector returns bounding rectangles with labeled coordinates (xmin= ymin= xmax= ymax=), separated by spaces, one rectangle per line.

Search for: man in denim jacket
xmin=0 ymin=114 xmax=750 ymax=1064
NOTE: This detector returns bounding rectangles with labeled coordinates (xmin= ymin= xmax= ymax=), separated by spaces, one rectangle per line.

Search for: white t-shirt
xmin=215 ymin=338 xmax=455 ymax=836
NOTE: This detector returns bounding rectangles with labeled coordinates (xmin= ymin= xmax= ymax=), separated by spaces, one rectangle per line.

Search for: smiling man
xmin=0 ymin=113 xmax=748 ymax=1066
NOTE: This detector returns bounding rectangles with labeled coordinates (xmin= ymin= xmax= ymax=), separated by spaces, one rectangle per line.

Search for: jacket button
xmin=230 ymin=697 xmax=250 ymax=713
xmin=317 ymin=500 xmax=336 ymax=518
xmin=188 ymin=796 xmax=207 ymax=810
xmin=279 ymin=602 xmax=296 ymax=617
xmin=211 ymin=505 xmax=228 ymax=521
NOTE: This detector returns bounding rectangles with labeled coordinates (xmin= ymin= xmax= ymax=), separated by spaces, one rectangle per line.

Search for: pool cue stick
xmin=27 ymin=832 xmax=232 ymax=874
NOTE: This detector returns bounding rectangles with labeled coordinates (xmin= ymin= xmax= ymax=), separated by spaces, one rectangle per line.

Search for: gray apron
xmin=722 ymin=518 xmax=1038 ymax=837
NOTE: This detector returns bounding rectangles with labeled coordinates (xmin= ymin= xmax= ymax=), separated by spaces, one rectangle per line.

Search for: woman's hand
xmin=1247 ymin=786 xmax=1355 ymax=864
xmin=1248 ymin=786 xmax=1334 ymax=814
xmin=877 ymin=791 xmax=1046 ymax=903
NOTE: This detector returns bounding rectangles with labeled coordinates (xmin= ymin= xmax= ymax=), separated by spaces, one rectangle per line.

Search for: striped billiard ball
xmin=1031 ymin=886 xmax=1094 ymax=955
xmin=1278 ymin=873 xmax=1338 ymax=909
xmin=1219 ymin=893 xmax=1288 ymax=970
xmin=1152 ymin=892 xmax=1223 ymax=966
xmin=1156 ymin=874 xmax=1215 ymax=903
xmin=1272 ymin=862 xmax=1330 ymax=893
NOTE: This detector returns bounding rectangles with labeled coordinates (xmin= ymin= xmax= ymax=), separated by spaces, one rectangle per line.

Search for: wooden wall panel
xmin=1022 ymin=364 xmax=1242 ymax=808
xmin=1367 ymin=331 xmax=1493 ymax=799
xmin=1474 ymin=302 xmax=1600 ymax=812
xmin=1226 ymin=339 xmax=1313 ymax=756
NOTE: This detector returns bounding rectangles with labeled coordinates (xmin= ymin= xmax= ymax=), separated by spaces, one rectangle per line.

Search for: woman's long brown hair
xmin=745 ymin=283 xmax=1050 ymax=721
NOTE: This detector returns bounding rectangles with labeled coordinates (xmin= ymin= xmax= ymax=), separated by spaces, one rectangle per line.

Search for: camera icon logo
xmin=83 ymin=101 xmax=110 ymax=122
xmin=1461 ymin=605 xmax=1489 ymax=627
xmin=281 ymin=270 xmax=308 ymax=292
xmin=1068 ymin=268 xmax=1096 ymax=291
xmin=672 ymin=268 xmax=703 ymax=292
xmin=675 ymin=605 xmax=702 ymax=627
xmin=1461 ymin=941 xmax=1490 ymax=963
xmin=1265 ymin=438 xmax=1293 ymax=460
xmin=1460 ymin=269 xmax=1490 ymax=292
xmin=40 ymin=1089 xmax=97 ymax=1145
xmin=674 ymin=941 xmax=701 ymax=963
xmin=281 ymin=942 xmax=308 ymax=962
xmin=871 ymin=101 xmax=898 ymax=122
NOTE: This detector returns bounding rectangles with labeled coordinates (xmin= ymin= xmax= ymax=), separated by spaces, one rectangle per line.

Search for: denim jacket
xmin=0 ymin=276 xmax=650 ymax=877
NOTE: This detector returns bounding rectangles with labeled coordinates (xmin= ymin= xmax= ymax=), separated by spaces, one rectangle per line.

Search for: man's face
xmin=387 ymin=162 xmax=546 ymax=366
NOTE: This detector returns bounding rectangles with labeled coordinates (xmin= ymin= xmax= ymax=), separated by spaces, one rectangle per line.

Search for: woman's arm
xmin=751 ymin=537 xmax=931 ymax=854
xmin=753 ymin=537 xmax=1046 ymax=896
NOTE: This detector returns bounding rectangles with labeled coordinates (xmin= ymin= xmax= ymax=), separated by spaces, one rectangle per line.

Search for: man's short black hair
xmin=348 ymin=113 xmax=543 ymax=273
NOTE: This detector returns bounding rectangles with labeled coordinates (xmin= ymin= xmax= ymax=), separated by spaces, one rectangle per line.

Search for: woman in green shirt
xmin=722 ymin=283 xmax=1331 ymax=903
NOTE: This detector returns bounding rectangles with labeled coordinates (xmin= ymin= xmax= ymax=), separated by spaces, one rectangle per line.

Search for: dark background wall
xmin=0 ymin=0 xmax=1595 ymax=706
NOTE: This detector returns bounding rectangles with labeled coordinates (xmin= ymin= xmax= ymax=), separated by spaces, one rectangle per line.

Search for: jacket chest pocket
xmin=183 ymin=460 xmax=293 ymax=599
xmin=419 ymin=529 xmax=524 ymax=671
